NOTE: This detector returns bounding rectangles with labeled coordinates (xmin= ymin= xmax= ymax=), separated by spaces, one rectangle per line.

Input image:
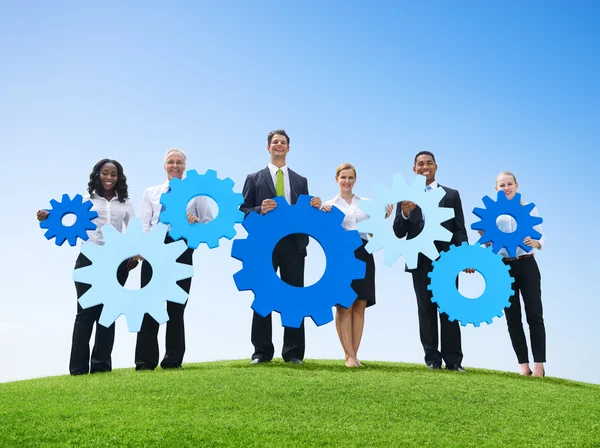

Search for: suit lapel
xmin=261 ymin=167 xmax=276 ymax=197
xmin=288 ymin=168 xmax=299 ymax=204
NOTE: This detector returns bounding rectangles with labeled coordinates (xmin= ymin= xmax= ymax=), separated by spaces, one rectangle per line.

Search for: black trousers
xmin=135 ymin=236 xmax=194 ymax=370
xmin=411 ymin=263 xmax=463 ymax=367
xmin=70 ymin=253 xmax=129 ymax=375
xmin=251 ymin=236 xmax=305 ymax=362
xmin=504 ymin=256 xmax=546 ymax=363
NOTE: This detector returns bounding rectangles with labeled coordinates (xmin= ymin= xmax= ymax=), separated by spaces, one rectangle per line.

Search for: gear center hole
xmin=61 ymin=213 xmax=77 ymax=227
xmin=272 ymin=235 xmax=325 ymax=287
xmin=186 ymin=196 xmax=219 ymax=222
xmin=123 ymin=259 xmax=153 ymax=290
xmin=456 ymin=270 xmax=486 ymax=299
xmin=496 ymin=215 xmax=517 ymax=233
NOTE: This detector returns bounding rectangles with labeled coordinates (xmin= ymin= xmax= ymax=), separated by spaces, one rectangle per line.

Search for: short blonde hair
xmin=496 ymin=171 xmax=517 ymax=185
xmin=335 ymin=163 xmax=357 ymax=177
xmin=164 ymin=148 xmax=187 ymax=162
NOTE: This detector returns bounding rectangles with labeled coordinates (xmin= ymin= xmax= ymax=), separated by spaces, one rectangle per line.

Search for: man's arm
xmin=240 ymin=174 xmax=262 ymax=217
xmin=451 ymin=190 xmax=468 ymax=246
xmin=393 ymin=203 xmax=422 ymax=239
xmin=140 ymin=188 xmax=154 ymax=232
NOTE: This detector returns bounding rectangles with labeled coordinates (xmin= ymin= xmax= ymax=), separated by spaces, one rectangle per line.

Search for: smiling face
xmin=496 ymin=173 xmax=519 ymax=200
xmin=267 ymin=134 xmax=290 ymax=164
xmin=413 ymin=154 xmax=438 ymax=184
xmin=336 ymin=168 xmax=356 ymax=194
xmin=164 ymin=152 xmax=186 ymax=181
xmin=99 ymin=162 xmax=118 ymax=192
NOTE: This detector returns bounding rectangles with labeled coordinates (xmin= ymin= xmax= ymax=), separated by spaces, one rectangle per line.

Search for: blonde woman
xmin=495 ymin=171 xmax=546 ymax=377
xmin=322 ymin=163 xmax=392 ymax=367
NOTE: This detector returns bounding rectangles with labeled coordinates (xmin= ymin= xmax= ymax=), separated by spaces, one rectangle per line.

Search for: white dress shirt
xmin=268 ymin=163 xmax=291 ymax=204
xmin=83 ymin=193 xmax=135 ymax=246
xmin=496 ymin=205 xmax=545 ymax=258
xmin=141 ymin=181 xmax=214 ymax=232
xmin=324 ymin=194 xmax=370 ymax=240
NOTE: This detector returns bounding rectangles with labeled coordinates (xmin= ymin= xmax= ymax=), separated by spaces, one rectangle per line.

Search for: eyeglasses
xmin=166 ymin=160 xmax=185 ymax=166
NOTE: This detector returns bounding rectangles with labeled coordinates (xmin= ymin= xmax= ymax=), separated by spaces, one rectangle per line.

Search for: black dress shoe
xmin=251 ymin=358 xmax=270 ymax=364
xmin=161 ymin=365 xmax=182 ymax=370
xmin=446 ymin=365 xmax=467 ymax=373
xmin=287 ymin=358 xmax=303 ymax=364
xmin=428 ymin=363 xmax=442 ymax=370
xmin=135 ymin=364 xmax=155 ymax=371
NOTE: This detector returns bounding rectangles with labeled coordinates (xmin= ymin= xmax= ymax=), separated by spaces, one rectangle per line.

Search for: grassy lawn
xmin=1 ymin=360 xmax=599 ymax=447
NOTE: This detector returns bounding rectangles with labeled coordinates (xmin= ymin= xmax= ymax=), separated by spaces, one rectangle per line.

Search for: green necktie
xmin=276 ymin=169 xmax=285 ymax=197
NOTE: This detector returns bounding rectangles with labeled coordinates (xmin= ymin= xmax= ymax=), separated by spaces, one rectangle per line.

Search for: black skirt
xmin=351 ymin=239 xmax=376 ymax=307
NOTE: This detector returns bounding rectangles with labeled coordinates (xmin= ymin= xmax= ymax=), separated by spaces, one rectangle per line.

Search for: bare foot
xmin=532 ymin=362 xmax=545 ymax=377
xmin=519 ymin=363 xmax=532 ymax=376
xmin=345 ymin=358 xmax=360 ymax=367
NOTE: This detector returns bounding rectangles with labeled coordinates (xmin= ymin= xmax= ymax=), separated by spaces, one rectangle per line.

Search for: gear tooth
xmin=77 ymin=289 xmax=101 ymax=309
xmin=329 ymin=205 xmax=346 ymax=226
xmin=223 ymin=228 xmax=237 ymax=240
xmin=482 ymin=195 xmax=496 ymax=208
xmin=170 ymin=177 xmax=182 ymax=187
xmin=281 ymin=312 xmax=304 ymax=329
xmin=296 ymin=195 xmax=311 ymax=207
xmin=55 ymin=235 xmax=67 ymax=246
xmin=60 ymin=193 xmax=71 ymax=203
xmin=202 ymin=169 xmax=215 ymax=178
xmin=205 ymin=237 xmax=220 ymax=249
xmin=49 ymin=199 xmax=59 ymax=208
xmin=233 ymin=268 xmax=253 ymax=290
xmin=222 ymin=177 xmax=235 ymax=189
xmin=231 ymin=239 xmax=249 ymax=261
xmin=125 ymin=312 xmax=147 ymax=333
xmin=233 ymin=193 xmax=245 ymax=208
xmin=251 ymin=298 xmax=274 ymax=318
xmin=98 ymin=304 xmax=122 ymax=329
xmin=149 ymin=307 xmax=170 ymax=326
xmin=311 ymin=308 xmax=333 ymax=327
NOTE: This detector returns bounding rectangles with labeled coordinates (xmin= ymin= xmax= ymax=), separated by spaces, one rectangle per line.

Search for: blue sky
xmin=1 ymin=1 xmax=598 ymax=384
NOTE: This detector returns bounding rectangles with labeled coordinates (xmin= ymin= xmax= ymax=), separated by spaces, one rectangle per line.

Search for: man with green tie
xmin=240 ymin=130 xmax=322 ymax=365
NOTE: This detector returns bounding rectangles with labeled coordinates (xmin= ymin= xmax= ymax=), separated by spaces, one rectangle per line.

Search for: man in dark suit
xmin=240 ymin=129 xmax=322 ymax=365
xmin=393 ymin=150 xmax=469 ymax=372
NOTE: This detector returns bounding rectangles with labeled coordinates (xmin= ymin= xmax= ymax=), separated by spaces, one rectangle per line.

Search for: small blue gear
xmin=73 ymin=218 xmax=194 ymax=332
xmin=40 ymin=194 xmax=98 ymax=246
xmin=427 ymin=242 xmax=515 ymax=327
xmin=159 ymin=169 xmax=245 ymax=249
xmin=231 ymin=195 xmax=366 ymax=328
xmin=357 ymin=174 xmax=455 ymax=269
xmin=471 ymin=191 xmax=543 ymax=258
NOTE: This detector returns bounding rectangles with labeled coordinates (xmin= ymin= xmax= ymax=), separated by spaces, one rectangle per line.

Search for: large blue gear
xmin=72 ymin=218 xmax=194 ymax=332
xmin=357 ymin=174 xmax=455 ymax=269
xmin=471 ymin=191 xmax=543 ymax=258
xmin=40 ymin=194 xmax=98 ymax=246
xmin=231 ymin=195 xmax=366 ymax=328
xmin=427 ymin=242 xmax=514 ymax=327
xmin=159 ymin=169 xmax=244 ymax=249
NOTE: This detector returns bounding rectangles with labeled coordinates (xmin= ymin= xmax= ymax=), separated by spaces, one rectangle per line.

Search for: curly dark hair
xmin=87 ymin=159 xmax=129 ymax=203
xmin=267 ymin=129 xmax=290 ymax=146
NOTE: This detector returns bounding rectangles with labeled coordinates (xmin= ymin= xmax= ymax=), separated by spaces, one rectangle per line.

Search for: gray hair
xmin=164 ymin=148 xmax=187 ymax=162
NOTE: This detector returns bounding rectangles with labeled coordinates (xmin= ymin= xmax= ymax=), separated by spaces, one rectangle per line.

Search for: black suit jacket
xmin=240 ymin=167 xmax=310 ymax=255
xmin=392 ymin=184 xmax=468 ymax=271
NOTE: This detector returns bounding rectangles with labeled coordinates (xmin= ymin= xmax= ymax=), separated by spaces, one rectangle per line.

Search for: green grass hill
xmin=1 ymin=360 xmax=599 ymax=447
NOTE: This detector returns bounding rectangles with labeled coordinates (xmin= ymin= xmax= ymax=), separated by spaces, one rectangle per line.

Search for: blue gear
xmin=231 ymin=195 xmax=366 ymax=328
xmin=159 ymin=169 xmax=245 ymax=249
xmin=357 ymin=174 xmax=455 ymax=269
xmin=471 ymin=191 xmax=543 ymax=258
xmin=427 ymin=242 xmax=514 ymax=327
xmin=40 ymin=194 xmax=98 ymax=246
xmin=72 ymin=218 xmax=194 ymax=332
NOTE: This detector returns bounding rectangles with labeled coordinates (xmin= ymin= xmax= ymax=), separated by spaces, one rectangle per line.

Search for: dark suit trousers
xmin=251 ymin=236 xmax=306 ymax=362
xmin=135 ymin=236 xmax=193 ymax=370
xmin=70 ymin=253 xmax=129 ymax=375
xmin=504 ymin=256 xmax=546 ymax=363
xmin=411 ymin=263 xmax=463 ymax=367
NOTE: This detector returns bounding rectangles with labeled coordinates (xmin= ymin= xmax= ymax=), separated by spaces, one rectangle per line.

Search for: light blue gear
xmin=471 ymin=191 xmax=543 ymax=258
xmin=40 ymin=194 xmax=98 ymax=246
xmin=72 ymin=218 xmax=194 ymax=332
xmin=159 ymin=169 xmax=245 ymax=249
xmin=231 ymin=195 xmax=366 ymax=328
xmin=427 ymin=242 xmax=515 ymax=327
xmin=357 ymin=174 xmax=455 ymax=269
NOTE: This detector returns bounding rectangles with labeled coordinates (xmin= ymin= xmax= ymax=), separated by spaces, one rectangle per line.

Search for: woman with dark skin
xmin=37 ymin=159 xmax=136 ymax=375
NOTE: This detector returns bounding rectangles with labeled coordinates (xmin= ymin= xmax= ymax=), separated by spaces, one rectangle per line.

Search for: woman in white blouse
xmin=37 ymin=159 xmax=136 ymax=375
xmin=494 ymin=171 xmax=546 ymax=377
xmin=322 ymin=163 xmax=392 ymax=367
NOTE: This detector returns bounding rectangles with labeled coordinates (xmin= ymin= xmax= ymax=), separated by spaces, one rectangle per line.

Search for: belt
xmin=503 ymin=253 xmax=534 ymax=263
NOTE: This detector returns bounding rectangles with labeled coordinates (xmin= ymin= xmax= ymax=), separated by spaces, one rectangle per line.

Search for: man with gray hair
xmin=135 ymin=148 xmax=213 ymax=370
